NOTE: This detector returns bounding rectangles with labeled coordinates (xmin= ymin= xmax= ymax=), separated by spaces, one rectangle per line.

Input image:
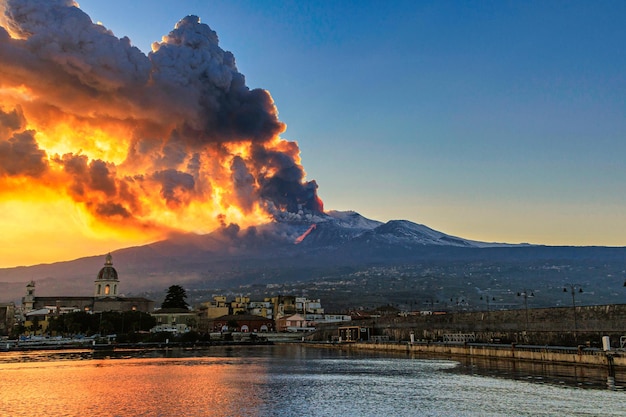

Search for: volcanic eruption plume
xmin=0 ymin=0 xmax=323 ymax=248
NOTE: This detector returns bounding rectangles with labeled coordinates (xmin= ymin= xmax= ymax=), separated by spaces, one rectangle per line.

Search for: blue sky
xmin=77 ymin=0 xmax=626 ymax=246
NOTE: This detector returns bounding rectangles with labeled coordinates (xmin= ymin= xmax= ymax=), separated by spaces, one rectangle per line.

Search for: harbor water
xmin=1 ymin=345 xmax=624 ymax=416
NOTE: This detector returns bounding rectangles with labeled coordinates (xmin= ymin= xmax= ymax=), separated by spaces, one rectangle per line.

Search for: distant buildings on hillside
xmin=192 ymin=295 xmax=350 ymax=334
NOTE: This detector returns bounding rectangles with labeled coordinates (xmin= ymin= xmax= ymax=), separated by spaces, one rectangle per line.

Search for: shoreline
xmin=5 ymin=337 xmax=626 ymax=376
xmin=3 ymin=339 xmax=625 ymax=388
xmin=305 ymin=341 xmax=626 ymax=380
xmin=1 ymin=340 xmax=275 ymax=352
xmin=0 ymin=331 xmax=304 ymax=352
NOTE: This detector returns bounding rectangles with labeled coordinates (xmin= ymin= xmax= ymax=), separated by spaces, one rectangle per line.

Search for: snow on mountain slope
xmin=283 ymin=211 xmax=518 ymax=249
xmin=324 ymin=210 xmax=383 ymax=230
xmin=357 ymin=220 xmax=516 ymax=248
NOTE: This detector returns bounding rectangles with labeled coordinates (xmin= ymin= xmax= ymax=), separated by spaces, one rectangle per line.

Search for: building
xmin=295 ymin=297 xmax=324 ymax=315
xmin=22 ymin=253 xmax=154 ymax=315
xmin=308 ymin=314 xmax=352 ymax=326
xmin=94 ymin=253 xmax=120 ymax=298
xmin=338 ymin=326 xmax=371 ymax=342
xmin=196 ymin=295 xmax=337 ymax=333
xmin=248 ymin=300 xmax=273 ymax=319
xmin=198 ymin=295 xmax=230 ymax=319
xmin=151 ymin=308 xmax=197 ymax=334
xmin=276 ymin=313 xmax=315 ymax=332
xmin=269 ymin=295 xmax=297 ymax=319
xmin=23 ymin=308 xmax=52 ymax=335
xmin=231 ymin=296 xmax=250 ymax=315
xmin=0 ymin=303 xmax=15 ymax=336
xmin=207 ymin=314 xmax=274 ymax=333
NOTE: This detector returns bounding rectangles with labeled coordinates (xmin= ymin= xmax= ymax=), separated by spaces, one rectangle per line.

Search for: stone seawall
xmin=308 ymin=341 xmax=626 ymax=381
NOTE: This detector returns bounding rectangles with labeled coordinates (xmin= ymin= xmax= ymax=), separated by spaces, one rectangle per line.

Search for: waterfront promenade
xmin=308 ymin=340 xmax=626 ymax=385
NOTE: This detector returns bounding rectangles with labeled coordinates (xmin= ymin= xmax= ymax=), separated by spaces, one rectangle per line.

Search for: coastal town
xmin=1 ymin=252 xmax=626 ymax=391
xmin=0 ymin=254 xmax=354 ymax=344
xmin=2 ymin=253 xmax=626 ymax=351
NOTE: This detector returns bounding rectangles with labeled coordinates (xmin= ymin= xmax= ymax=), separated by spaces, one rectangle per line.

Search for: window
xmin=104 ymin=285 xmax=110 ymax=295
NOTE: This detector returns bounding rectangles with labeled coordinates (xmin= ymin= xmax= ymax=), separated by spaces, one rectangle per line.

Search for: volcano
xmin=2 ymin=211 xmax=626 ymax=310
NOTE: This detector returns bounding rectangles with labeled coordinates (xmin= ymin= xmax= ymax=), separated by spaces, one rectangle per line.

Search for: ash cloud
xmin=0 ymin=0 xmax=323 ymax=233
xmin=151 ymin=169 xmax=195 ymax=207
xmin=149 ymin=15 xmax=285 ymax=142
xmin=58 ymin=153 xmax=117 ymax=197
xmin=0 ymin=129 xmax=48 ymax=177
xmin=0 ymin=106 xmax=24 ymax=132
xmin=230 ymin=155 xmax=255 ymax=212
xmin=95 ymin=202 xmax=131 ymax=219
xmin=252 ymin=145 xmax=323 ymax=214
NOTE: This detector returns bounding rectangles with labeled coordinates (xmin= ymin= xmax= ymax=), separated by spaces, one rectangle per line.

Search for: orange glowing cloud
xmin=0 ymin=0 xmax=322 ymax=266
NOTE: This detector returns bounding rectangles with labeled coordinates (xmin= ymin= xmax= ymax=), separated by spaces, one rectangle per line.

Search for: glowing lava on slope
xmin=0 ymin=0 xmax=322 ymax=266
xmin=294 ymin=224 xmax=317 ymax=245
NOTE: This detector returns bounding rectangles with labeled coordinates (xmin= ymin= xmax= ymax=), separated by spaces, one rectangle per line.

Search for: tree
xmin=161 ymin=285 xmax=189 ymax=309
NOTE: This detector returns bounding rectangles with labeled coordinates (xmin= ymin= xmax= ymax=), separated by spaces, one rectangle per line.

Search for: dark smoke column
xmin=150 ymin=15 xmax=324 ymax=218
xmin=0 ymin=1 xmax=324 ymax=233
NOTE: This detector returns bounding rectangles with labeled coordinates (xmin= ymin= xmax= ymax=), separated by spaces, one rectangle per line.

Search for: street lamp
xmin=480 ymin=295 xmax=496 ymax=311
xmin=563 ymin=284 xmax=583 ymax=339
xmin=423 ymin=298 xmax=439 ymax=312
xmin=517 ymin=290 xmax=534 ymax=332
xmin=449 ymin=297 xmax=465 ymax=311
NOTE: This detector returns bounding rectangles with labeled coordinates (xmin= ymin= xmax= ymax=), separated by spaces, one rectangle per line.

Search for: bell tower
xmin=22 ymin=280 xmax=36 ymax=312
xmin=94 ymin=253 xmax=120 ymax=298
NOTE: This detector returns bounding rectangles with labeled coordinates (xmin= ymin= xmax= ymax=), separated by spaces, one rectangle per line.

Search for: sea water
xmin=1 ymin=345 xmax=624 ymax=416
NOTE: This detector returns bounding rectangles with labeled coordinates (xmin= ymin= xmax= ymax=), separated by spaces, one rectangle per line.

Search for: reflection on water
xmin=439 ymin=354 xmax=626 ymax=391
xmin=1 ymin=347 xmax=272 ymax=417
xmin=1 ymin=345 xmax=625 ymax=417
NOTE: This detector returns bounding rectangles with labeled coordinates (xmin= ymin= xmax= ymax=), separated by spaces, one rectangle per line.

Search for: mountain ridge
xmin=1 ymin=211 xmax=625 ymax=308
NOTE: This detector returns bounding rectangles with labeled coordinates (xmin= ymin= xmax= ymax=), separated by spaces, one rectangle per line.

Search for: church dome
xmin=97 ymin=253 xmax=118 ymax=281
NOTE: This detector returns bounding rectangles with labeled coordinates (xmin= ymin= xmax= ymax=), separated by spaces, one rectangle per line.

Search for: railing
xmin=371 ymin=335 xmax=390 ymax=342
xmin=359 ymin=340 xmax=617 ymax=356
xmin=464 ymin=343 xmax=605 ymax=356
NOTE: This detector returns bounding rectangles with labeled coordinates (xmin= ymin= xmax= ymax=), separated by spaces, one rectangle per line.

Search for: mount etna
xmin=1 ymin=211 xmax=625 ymax=312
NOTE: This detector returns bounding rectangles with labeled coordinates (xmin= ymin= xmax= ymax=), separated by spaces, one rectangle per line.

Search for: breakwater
xmin=308 ymin=341 xmax=626 ymax=383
